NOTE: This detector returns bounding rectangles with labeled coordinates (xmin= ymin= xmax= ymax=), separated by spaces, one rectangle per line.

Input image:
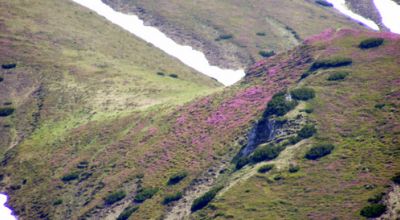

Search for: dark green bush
xmin=288 ymin=136 xmax=302 ymax=145
xmin=117 ymin=206 xmax=139 ymax=220
xmin=0 ymin=76 xmax=3 ymax=82
xmin=250 ymin=144 xmax=285 ymax=163
xmin=375 ymin=103 xmax=386 ymax=109
xmin=256 ymin=32 xmax=266 ymax=36
xmin=327 ymin=71 xmax=349 ymax=81
xmin=259 ymin=50 xmax=275 ymax=58
xmin=315 ymin=0 xmax=333 ymax=7
xmin=310 ymin=58 xmax=352 ymax=71
xmin=300 ymin=71 xmax=311 ymax=79
xmin=288 ymin=164 xmax=300 ymax=173
xmin=162 ymin=192 xmax=183 ymax=205
xmin=104 ymin=190 xmax=126 ymax=205
xmin=215 ymin=34 xmax=233 ymax=41
xmin=167 ymin=171 xmax=188 ymax=185
xmin=360 ymin=204 xmax=386 ymax=218
xmin=300 ymin=108 xmax=314 ymax=114
xmin=0 ymin=107 xmax=15 ymax=117
xmin=298 ymin=124 xmax=317 ymax=139
xmin=169 ymin=74 xmax=178 ymax=78
xmin=61 ymin=172 xmax=79 ymax=182
xmin=264 ymin=92 xmax=298 ymax=116
xmin=290 ymin=88 xmax=315 ymax=101
xmin=52 ymin=199 xmax=63 ymax=206
xmin=235 ymin=157 xmax=250 ymax=170
xmin=305 ymin=144 xmax=334 ymax=160
xmin=392 ymin=173 xmax=400 ymax=184
xmin=2 ymin=63 xmax=16 ymax=69
xmin=157 ymin=72 xmax=165 ymax=76
xmin=257 ymin=164 xmax=274 ymax=173
xmin=134 ymin=187 xmax=159 ymax=203
xmin=359 ymin=38 xmax=384 ymax=49
xmin=191 ymin=186 xmax=223 ymax=212
xmin=77 ymin=161 xmax=89 ymax=169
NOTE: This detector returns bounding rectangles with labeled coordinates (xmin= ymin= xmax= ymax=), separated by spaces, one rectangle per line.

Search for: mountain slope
xmin=2 ymin=27 xmax=399 ymax=220
xmin=0 ymin=0 xmax=220 ymax=156
xmin=103 ymin=0 xmax=362 ymax=69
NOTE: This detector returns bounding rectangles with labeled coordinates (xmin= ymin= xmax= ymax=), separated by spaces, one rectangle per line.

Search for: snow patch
xmin=325 ymin=0 xmax=380 ymax=30
xmin=71 ymin=0 xmax=245 ymax=86
xmin=374 ymin=0 xmax=400 ymax=34
xmin=0 ymin=194 xmax=16 ymax=220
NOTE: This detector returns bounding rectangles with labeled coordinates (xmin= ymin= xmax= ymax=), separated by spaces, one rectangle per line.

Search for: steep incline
xmin=103 ymin=0 xmax=362 ymax=69
xmin=2 ymin=28 xmax=399 ymax=220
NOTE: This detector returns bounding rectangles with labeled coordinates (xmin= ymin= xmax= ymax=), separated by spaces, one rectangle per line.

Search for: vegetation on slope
xmin=103 ymin=0 xmax=361 ymax=68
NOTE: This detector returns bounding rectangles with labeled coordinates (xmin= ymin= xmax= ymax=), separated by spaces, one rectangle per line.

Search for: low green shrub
xmin=288 ymin=136 xmax=302 ymax=145
xmin=264 ymin=91 xmax=298 ymax=116
xmin=134 ymin=187 xmax=159 ymax=203
xmin=375 ymin=103 xmax=386 ymax=109
xmin=327 ymin=71 xmax=349 ymax=81
xmin=52 ymin=199 xmax=63 ymax=206
xmin=1 ymin=63 xmax=16 ymax=69
xmin=61 ymin=172 xmax=79 ymax=182
xmin=157 ymin=72 xmax=165 ymax=76
xmin=360 ymin=204 xmax=386 ymax=218
xmin=305 ymin=144 xmax=334 ymax=160
xmin=235 ymin=157 xmax=250 ymax=170
xmin=392 ymin=173 xmax=400 ymax=184
xmin=0 ymin=107 xmax=15 ymax=117
xmin=191 ymin=186 xmax=223 ymax=212
xmin=288 ymin=164 xmax=300 ymax=173
xmin=310 ymin=57 xmax=352 ymax=71
xmin=290 ymin=88 xmax=315 ymax=101
xmin=259 ymin=50 xmax=275 ymax=58
xmin=167 ymin=171 xmax=188 ymax=185
xmin=256 ymin=32 xmax=266 ymax=36
xmin=298 ymin=124 xmax=317 ymax=139
xmin=169 ymin=74 xmax=178 ymax=78
xmin=359 ymin=38 xmax=384 ymax=49
xmin=117 ymin=206 xmax=139 ymax=220
xmin=104 ymin=190 xmax=126 ymax=205
xmin=257 ymin=164 xmax=274 ymax=173
xmin=215 ymin=34 xmax=233 ymax=41
xmin=250 ymin=144 xmax=285 ymax=163
xmin=162 ymin=192 xmax=183 ymax=205
xmin=300 ymin=71 xmax=311 ymax=79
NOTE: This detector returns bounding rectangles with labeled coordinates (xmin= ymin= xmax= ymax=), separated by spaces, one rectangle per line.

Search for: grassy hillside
xmin=0 ymin=0 xmax=220 ymax=155
xmin=2 ymin=27 xmax=399 ymax=220
xmin=104 ymin=0 xmax=362 ymax=68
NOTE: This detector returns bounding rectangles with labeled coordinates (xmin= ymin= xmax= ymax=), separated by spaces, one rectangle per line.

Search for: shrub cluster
xmin=167 ymin=171 xmax=188 ymax=185
xmin=298 ymin=124 xmax=317 ymax=139
xmin=162 ymin=192 xmax=183 ymax=205
xmin=250 ymin=144 xmax=285 ymax=163
xmin=310 ymin=58 xmax=352 ymax=71
xmin=0 ymin=107 xmax=15 ymax=117
xmin=61 ymin=172 xmax=79 ymax=182
xmin=259 ymin=50 xmax=275 ymax=58
xmin=264 ymin=91 xmax=298 ymax=116
xmin=256 ymin=32 xmax=266 ymax=36
xmin=290 ymin=88 xmax=315 ymax=101
xmin=360 ymin=204 xmax=386 ymax=218
xmin=315 ymin=0 xmax=333 ymax=7
xmin=169 ymin=74 xmax=178 ymax=78
xmin=52 ymin=199 xmax=63 ymax=206
xmin=257 ymin=164 xmax=274 ymax=173
xmin=305 ymin=144 xmax=334 ymax=160
xmin=359 ymin=38 xmax=384 ymax=49
xmin=235 ymin=157 xmax=250 ymax=170
xmin=104 ymin=190 xmax=126 ymax=205
xmin=134 ymin=187 xmax=159 ymax=203
xmin=191 ymin=186 xmax=223 ymax=212
xmin=327 ymin=71 xmax=349 ymax=81
xmin=157 ymin=72 xmax=165 ymax=76
xmin=215 ymin=34 xmax=233 ymax=41
xmin=117 ymin=206 xmax=139 ymax=220
xmin=1 ymin=63 xmax=16 ymax=69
